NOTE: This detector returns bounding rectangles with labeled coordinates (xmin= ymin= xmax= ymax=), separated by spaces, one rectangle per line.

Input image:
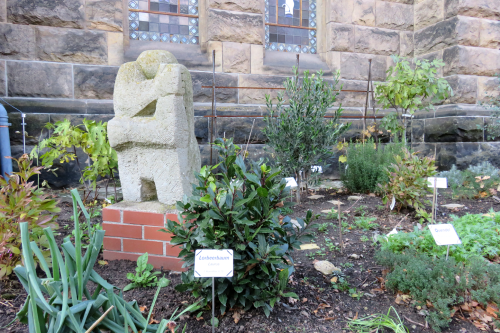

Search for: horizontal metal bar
xmin=265 ymin=23 xmax=316 ymax=30
xmin=202 ymin=115 xmax=384 ymax=119
xmin=201 ymin=86 xmax=374 ymax=93
xmin=129 ymin=8 xmax=198 ymax=18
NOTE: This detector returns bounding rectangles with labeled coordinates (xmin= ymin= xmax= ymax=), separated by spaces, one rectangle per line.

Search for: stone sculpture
xmin=108 ymin=50 xmax=201 ymax=205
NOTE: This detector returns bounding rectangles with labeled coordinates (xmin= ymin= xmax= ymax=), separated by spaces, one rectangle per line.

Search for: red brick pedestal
xmin=102 ymin=201 xmax=185 ymax=271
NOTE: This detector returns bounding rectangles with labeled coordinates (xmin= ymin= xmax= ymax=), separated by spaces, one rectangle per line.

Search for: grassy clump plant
xmin=163 ymin=138 xmax=317 ymax=317
xmin=348 ymin=306 xmax=408 ymax=333
xmin=12 ymin=188 xmax=197 ymax=333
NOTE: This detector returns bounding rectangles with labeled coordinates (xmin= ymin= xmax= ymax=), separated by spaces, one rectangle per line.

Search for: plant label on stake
xmin=195 ymin=249 xmax=233 ymax=278
xmin=427 ymin=177 xmax=447 ymax=189
xmin=195 ymin=249 xmax=233 ymax=332
xmin=284 ymin=177 xmax=298 ymax=189
xmin=428 ymin=177 xmax=447 ymax=222
xmin=428 ymin=224 xmax=461 ymax=260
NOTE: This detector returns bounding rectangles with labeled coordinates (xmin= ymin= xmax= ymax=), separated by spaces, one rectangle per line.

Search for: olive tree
xmin=263 ymin=67 xmax=350 ymax=202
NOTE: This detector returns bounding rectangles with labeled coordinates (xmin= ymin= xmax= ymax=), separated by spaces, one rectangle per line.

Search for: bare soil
xmin=1 ymin=189 xmax=498 ymax=333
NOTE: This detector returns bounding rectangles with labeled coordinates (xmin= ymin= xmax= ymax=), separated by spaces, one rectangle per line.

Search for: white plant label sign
xmin=428 ymin=224 xmax=462 ymax=246
xmin=284 ymin=177 xmax=298 ymax=189
xmin=195 ymin=249 xmax=233 ymax=278
xmin=390 ymin=196 xmax=396 ymax=210
xmin=311 ymin=165 xmax=323 ymax=174
xmin=427 ymin=177 xmax=448 ymax=189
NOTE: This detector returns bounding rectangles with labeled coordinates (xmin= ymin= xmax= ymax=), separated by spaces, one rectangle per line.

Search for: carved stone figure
xmin=108 ymin=50 xmax=201 ymax=205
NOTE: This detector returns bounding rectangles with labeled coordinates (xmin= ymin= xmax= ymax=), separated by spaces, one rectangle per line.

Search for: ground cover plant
xmin=162 ymin=138 xmax=317 ymax=317
xmin=380 ymin=212 xmax=500 ymax=262
xmin=377 ymin=250 xmax=500 ymax=331
xmin=439 ymin=162 xmax=500 ymax=199
xmin=378 ymin=148 xmax=437 ymax=219
xmin=0 ymin=154 xmax=59 ymax=279
xmin=341 ymin=138 xmax=405 ymax=194
xmin=263 ymin=67 xmax=350 ymax=202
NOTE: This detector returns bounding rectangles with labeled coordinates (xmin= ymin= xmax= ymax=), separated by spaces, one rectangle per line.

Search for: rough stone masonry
xmin=2 ymin=0 xmax=500 ymax=186
xmin=108 ymin=50 xmax=201 ymax=205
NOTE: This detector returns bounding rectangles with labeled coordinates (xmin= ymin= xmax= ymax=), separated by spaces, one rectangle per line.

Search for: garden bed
xmin=1 ymin=189 xmax=498 ymax=333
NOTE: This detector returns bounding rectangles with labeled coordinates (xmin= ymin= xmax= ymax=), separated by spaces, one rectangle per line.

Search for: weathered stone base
xmin=102 ymin=201 xmax=184 ymax=272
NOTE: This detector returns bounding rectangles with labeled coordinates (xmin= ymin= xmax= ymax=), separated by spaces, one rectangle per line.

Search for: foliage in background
xmin=163 ymin=138 xmax=317 ymax=317
xmin=263 ymin=67 xmax=350 ymax=202
xmin=375 ymin=56 xmax=453 ymax=141
xmin=378 ymin=148 xmax=437 ymax=219
xmin=340 ymin=138 xmax=405 ymax=193
xmin=30 ymin=119 xmax=118 ymax=193
xmin=124 ymin=252 xmax=161 ymax=291
xmin=380 ymin=212 xmax=500 ymax=262
xmin=377 ymin=250 xmax=500 ymax=331
xmin=13 ymin=189 xmax=197 ymax=333
xmin=0 ymin=154 xmax=59 ymax=279
xmin=439 ymin=162 xmax=500 ymax=199
xmin=477 ymin=74 xmax=500 ymax=140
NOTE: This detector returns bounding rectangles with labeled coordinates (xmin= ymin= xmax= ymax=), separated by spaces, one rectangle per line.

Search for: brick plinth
xmin=102 ymin=201 xmax=185 ymax=272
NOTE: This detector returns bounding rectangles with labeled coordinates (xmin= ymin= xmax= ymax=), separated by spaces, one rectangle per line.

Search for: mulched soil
xmin=1 ymin=188 xmax=499 ymax=333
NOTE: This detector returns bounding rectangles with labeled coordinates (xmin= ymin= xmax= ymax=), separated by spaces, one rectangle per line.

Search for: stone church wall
xmin=1 ymin=0 xmax=500 ymax=186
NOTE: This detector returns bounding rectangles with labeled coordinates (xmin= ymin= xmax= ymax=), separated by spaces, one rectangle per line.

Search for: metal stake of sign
xmin=446 ymin=245 xmax=450 ymax=260
xmin=195 ymin=249 xmax=233 ymax=333
xmin=212 ymin=277 xmax=215 ymax=333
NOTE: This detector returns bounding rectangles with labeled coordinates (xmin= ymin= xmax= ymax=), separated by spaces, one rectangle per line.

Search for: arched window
xmin=128 ymin=0 xmax=199 ymax=44
xmin=265 ymin=0 xmax=317 ymax=54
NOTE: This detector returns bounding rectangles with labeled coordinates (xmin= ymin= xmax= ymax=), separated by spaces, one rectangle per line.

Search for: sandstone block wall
xmin=2 ymin=0 xmax=499 ymax=186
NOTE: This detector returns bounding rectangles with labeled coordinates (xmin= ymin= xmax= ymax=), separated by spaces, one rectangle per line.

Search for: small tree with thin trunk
xmin=263 ymin=67 xmax=350 ymax=203
xmin=375 ymin=55 xmax=453 ymax=142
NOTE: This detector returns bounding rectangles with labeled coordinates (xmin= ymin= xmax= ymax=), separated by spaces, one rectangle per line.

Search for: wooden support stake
xmin=338 ymin=201 xmax=343 ymax=254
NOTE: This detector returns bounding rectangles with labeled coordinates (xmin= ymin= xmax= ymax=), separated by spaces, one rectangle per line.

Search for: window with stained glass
xmin=265 ymin=0 xmax=317 ymax=54
xmin=128 ymin=0 xmax=199 ymax=44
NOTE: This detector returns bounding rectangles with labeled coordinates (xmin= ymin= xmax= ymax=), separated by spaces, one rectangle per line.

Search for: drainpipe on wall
xmin=0 ymin=104 xmax=12 ymax=178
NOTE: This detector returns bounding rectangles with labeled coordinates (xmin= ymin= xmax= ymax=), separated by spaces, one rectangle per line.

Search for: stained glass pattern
xmin=129 ymin=0 xmax=199 ymax=44
xmin=265 ymin=0 xmax=317 ymax=54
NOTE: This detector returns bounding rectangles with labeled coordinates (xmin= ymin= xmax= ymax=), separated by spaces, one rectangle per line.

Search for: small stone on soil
xmin=300 ymin=243 xmax=320 ymax=250
xmin=314 ymin=261 xmax=341 ymax=275
xmin=348 ymin=196 xmax=363 ymax=201
xmin=441 ymin=203 xmax=465 ymax=209
xmin=328 ymin=200 xmax=344 ymax=205
xmin=308 ymin=195 xmax=325 ymax=200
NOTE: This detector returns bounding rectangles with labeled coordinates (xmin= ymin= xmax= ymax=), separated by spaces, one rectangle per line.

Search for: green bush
xmin=380 ymin=212 xmax=500 ymax=262
xmin=13 ymin=189 xmax=197 ymax=333
xmin=162 ymin=138 xmax=317 ymax=316
xmin=341 ymin=139 xmax=405 ymax=193
xmin=439 ymin=162 xmax=500 ymax=199
xmin=376 ymin=250 xmax=500 ymax=331
xmin=31 ymin=118 xmax=118 ymax=192
xmin=263 ymin=67 xmax=350 ymax=202
xmin=0 ymin=154 xmax=60 ymax=278
xmin=378 ymin=148 xmax=437 ymax=219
